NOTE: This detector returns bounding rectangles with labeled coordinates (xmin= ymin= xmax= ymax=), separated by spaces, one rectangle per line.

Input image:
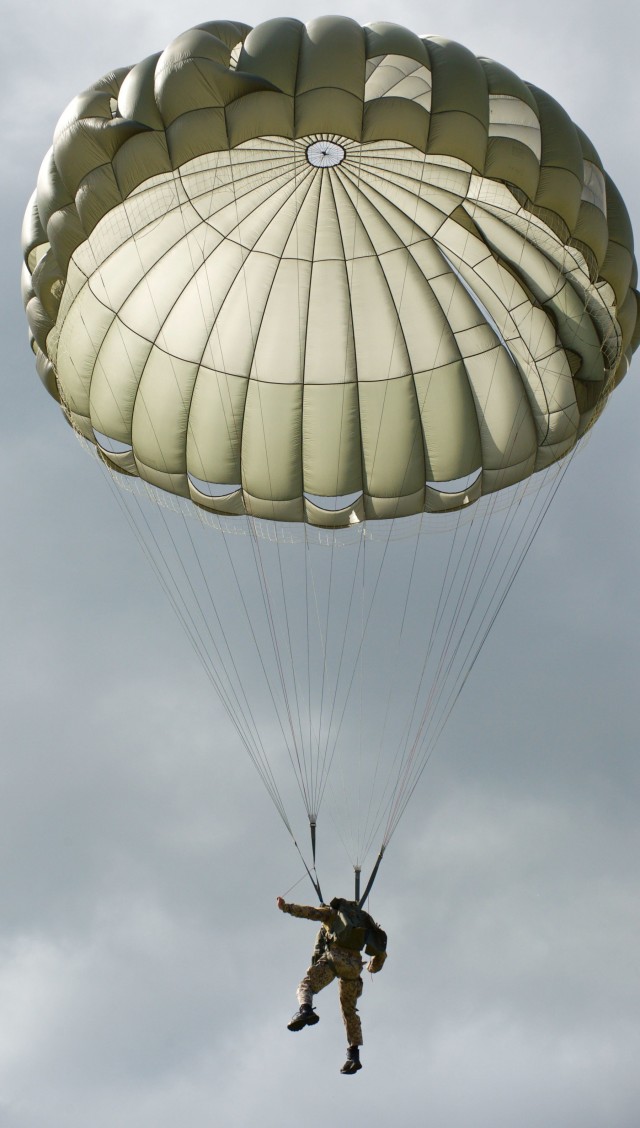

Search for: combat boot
xmin=287 ymin=1003 xmax=320 ymax=1031
xmin=340 ymin=1045 xmax=362 ymax=1074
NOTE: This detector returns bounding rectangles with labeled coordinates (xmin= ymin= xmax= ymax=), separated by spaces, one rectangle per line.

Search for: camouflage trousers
xmin=297 ymin=948 xmax=364 ymax=1046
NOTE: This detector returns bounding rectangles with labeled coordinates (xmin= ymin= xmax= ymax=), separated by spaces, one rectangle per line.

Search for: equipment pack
xmin=330 ymin=900 xmax=387 ymax=957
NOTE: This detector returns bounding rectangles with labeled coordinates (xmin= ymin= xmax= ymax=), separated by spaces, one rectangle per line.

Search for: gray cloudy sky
xmin=2 ymin=1 xmax=640 ymax=1125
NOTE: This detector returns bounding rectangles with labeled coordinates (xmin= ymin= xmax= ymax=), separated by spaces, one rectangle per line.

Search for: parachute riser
xmin=358 ymin=847 xmax=385 ymax=908
xmin=293 ymin=828 xmax=323 ymax=904
xmin=309 ymin=818 xmax=323 ymax=903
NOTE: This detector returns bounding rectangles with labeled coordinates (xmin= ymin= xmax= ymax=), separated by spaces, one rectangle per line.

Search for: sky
xmin=2 ymin=2 xmax=640 ymax=1126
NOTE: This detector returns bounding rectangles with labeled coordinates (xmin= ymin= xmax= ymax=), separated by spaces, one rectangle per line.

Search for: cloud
xmin=2 ymin=2 xmax=639 ymax=1124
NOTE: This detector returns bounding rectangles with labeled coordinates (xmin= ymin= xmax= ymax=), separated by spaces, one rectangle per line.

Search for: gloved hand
xmin=367 ymin=952 xmax=387 ymax=973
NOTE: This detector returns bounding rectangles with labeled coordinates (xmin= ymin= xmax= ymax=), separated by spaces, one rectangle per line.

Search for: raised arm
xmin=276 ymin=897 xmax=334 ymax=924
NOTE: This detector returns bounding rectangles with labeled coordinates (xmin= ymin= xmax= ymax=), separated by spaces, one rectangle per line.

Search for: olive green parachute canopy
xmin=21 ymin=18 xmax=640 ymax=883
xmin=22 ymin=16 xmax=639 ymax=527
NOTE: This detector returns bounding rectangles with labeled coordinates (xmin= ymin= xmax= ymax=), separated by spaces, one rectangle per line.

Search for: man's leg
xmin=287 ymin=958 xmax=336 ymax=1031
xmin=338 ymin=975 xmax=363 ymax=1047
xmin=296 ymin=957 xmax=336 ymax=1006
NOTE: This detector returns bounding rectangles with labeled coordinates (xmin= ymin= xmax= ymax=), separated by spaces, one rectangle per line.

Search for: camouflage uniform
xmin=281 ymin=901 xmax=386 ymax=1047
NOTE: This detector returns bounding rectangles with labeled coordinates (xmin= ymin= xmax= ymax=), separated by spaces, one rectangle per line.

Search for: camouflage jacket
xmin=281 ymin=901 xmax=387 ymax=972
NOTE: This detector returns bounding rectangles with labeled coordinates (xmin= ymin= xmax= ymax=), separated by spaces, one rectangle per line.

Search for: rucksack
xmin=330 ymin=901 xmax=387 ymax=957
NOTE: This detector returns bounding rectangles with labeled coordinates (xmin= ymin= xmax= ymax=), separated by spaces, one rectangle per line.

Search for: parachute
xmin=22 ymin=17 xmax=639 ymax=900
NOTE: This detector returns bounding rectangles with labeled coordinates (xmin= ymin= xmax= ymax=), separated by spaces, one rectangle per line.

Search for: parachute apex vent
xmin=306 ymin=140 xmax=345 ymax=167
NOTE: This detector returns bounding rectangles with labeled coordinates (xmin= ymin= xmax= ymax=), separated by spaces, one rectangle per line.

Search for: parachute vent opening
xmin=229 ymin=42 xmax=242 ymax=71
xmin=93 ymin=430 xmax=132 ymax=455
xmin=188 ymin=475 xmax=242 ymax=498
xmin=427 ymin=470 xmax=482 ymax=494
xmin=306 ymin=140 xmax=346 ymax=168
xmin=109 ymin=98 xmax=119 ymax=119
xmin=305 ymin=491 xmax=363 ymax=512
